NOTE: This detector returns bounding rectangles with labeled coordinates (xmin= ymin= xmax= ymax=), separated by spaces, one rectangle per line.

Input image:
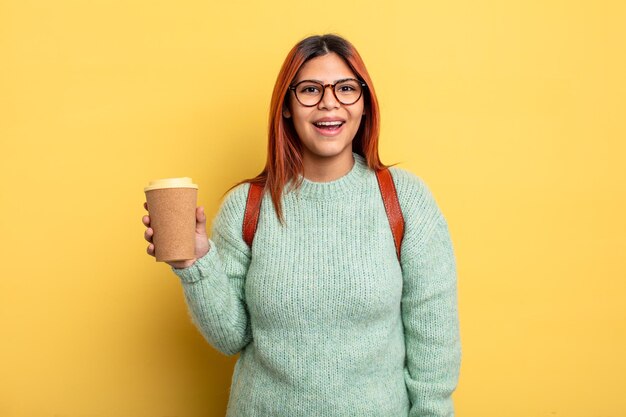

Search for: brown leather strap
xmin=243 ymin=182 xmax=264 ymax=247
xmin=243 ymin=170 xmax=405 ymax=262
xmin=375 ymin=168 xmax=405 ymax=262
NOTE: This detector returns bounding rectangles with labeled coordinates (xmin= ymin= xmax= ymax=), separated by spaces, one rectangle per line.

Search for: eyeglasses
xmin=289 ymin=78 xmax=367 ymax=107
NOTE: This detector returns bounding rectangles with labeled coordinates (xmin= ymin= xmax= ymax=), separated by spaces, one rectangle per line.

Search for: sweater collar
xmin=287 ymin=152 xmax=370 ymax=201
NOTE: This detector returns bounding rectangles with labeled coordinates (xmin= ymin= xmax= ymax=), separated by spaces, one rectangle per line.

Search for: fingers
xmin=143 ymin=202 xmax=154 ymax=257
xmin=142 ymin=202 xmax=150 ymax=226
xmin=146 ymin=243 xmax=155 ymax=257
xmin=144 ymin=227 xmax=153 ymax=243
xmin=144 ymin=227 xmax=154 ymax=257
xmin=196 ymin=206 xmax=207 ymax=235
xmin=143 ymin=204 xmax=204 ymax=259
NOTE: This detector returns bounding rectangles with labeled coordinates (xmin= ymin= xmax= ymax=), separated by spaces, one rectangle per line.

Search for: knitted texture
xmin=171 ymin=152 xmax=461 ymax=417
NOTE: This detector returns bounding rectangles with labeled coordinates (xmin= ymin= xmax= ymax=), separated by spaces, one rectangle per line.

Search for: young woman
xmin=142 ymin=34 xmax=461 ymax=417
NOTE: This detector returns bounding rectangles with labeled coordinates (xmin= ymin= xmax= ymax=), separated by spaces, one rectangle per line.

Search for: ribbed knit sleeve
xmin=390 ymin=168 xmax=462 ymax=417
xmin=169 ymin=183 xmax=253 ymax=356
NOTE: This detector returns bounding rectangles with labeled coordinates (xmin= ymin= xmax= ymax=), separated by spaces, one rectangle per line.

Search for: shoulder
xmin=387 ymin=166 xmax=442 ymax=221
xmin=220 ymin=182 xmax=252 ymax=212
xmin=212 ymin=182 xmax=252 ymax=236
xmin=387 ymin=166 xmax=446 ymax=259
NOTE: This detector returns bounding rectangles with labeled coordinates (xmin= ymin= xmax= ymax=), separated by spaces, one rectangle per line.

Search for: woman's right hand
xmin=142 ymin=202 xmax=211 ymax=269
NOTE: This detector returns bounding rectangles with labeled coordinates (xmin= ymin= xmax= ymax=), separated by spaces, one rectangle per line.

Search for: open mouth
xmin=312 ymin=121 xmax=345 ymax=132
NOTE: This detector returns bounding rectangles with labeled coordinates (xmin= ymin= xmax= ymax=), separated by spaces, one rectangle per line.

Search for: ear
xmin=282 ymin=107 xmax=291 ymax=118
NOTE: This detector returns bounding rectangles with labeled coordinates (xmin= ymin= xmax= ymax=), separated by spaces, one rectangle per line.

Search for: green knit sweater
xmin=171 ymin=152 xmax=461 ymax=417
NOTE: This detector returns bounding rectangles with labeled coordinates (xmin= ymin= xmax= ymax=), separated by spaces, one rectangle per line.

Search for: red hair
xmin=230 ymin=34 xmax=391 ymax=224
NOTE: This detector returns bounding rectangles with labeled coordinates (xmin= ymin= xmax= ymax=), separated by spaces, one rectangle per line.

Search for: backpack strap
xmin=242 ymin=169 xmax=405 ymax=262
xmin=242 ymin=182 xmax=264 ymax=248
xmin=375 ymin=168 xmax=405 ymax=262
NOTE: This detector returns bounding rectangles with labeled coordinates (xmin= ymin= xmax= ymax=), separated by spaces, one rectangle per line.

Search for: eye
xmin=298 ymin=83 xmax=321 ymax=95
xmin=335 ymin=81 xmax=361 ymax=96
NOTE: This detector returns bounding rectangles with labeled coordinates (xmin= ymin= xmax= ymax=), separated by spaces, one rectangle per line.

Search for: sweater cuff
xmin=170 ymin=239 xmax=221 ymax=284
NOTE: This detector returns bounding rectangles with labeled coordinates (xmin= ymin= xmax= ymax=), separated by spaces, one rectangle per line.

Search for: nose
xmin=318 ymin=84 xmax=340 ymax=110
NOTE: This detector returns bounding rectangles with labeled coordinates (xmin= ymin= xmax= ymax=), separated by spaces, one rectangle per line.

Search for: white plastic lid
xmin=144 ymin=177 xmax=198 ymax=192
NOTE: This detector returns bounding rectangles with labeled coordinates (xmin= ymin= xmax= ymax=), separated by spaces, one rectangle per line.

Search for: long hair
xmin=230 ymin=33 xmax=390 ymax=225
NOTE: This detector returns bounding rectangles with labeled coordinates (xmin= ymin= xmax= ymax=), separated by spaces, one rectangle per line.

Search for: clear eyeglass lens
xmin=296 ymin=82 xmax=323 ymax=106
xmin=334 ymin=80 xmax=361 ymax=104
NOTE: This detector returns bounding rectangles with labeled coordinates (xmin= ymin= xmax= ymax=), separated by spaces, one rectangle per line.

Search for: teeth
xmin=315 ymin=121 xmax=343 ymax=126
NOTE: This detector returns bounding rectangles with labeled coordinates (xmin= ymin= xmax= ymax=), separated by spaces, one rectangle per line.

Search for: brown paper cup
xmin=144 ymin=177 xmax=198 ymax=262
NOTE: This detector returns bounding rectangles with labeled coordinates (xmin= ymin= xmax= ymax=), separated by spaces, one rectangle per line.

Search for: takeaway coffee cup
xmin=144 ymin=177 xmax=198 ymax=262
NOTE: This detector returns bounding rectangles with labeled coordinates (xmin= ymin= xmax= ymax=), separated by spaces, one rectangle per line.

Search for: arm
xmin=401 ymin=214 xmax=462 ymax=417
xmin=170 ymin=184 xmax=252 ymax=356
xmin=388 ymin=167 xmax=461 ymax=417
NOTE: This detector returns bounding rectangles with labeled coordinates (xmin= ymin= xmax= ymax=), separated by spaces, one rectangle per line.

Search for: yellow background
xmin=1 ymin=0 xmax=625 ymax=416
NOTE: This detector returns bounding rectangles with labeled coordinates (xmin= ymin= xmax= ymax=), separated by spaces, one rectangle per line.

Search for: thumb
xmin=196 ymin=206 xmax=208 ymax=235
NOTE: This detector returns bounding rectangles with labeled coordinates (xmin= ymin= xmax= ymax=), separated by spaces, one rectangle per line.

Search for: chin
xmin=307 ymin=144 xmax=352 ymax=159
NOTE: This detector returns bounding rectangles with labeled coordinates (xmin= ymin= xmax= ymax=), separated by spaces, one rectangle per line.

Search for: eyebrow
xmin=294 ymin=77 xmax=355 ymax=85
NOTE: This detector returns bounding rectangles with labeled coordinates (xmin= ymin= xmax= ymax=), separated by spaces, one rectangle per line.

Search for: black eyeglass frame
xmin=288 ymin=78 xmax=367 ymax=107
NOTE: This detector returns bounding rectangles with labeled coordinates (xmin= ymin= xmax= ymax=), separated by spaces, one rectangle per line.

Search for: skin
xmin=142 ymin=202 xmax=207 ymax=269
xmin=143 ymin=51 xmax=365 ymax=268
xmin=283 ymin=52 xmax=365 ymax=182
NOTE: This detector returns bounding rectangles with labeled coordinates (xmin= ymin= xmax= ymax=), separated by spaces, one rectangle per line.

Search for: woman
xmin=142 ymin=34 xmax=461 ymax=417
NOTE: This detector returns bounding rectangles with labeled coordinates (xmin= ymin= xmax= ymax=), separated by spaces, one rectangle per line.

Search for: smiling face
xmin=284 ymin=52 xmax=365 ymax=171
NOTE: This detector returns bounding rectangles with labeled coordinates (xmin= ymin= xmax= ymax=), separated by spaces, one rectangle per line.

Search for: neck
xmin=302 ymin=152 xmax=356 ymax=183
